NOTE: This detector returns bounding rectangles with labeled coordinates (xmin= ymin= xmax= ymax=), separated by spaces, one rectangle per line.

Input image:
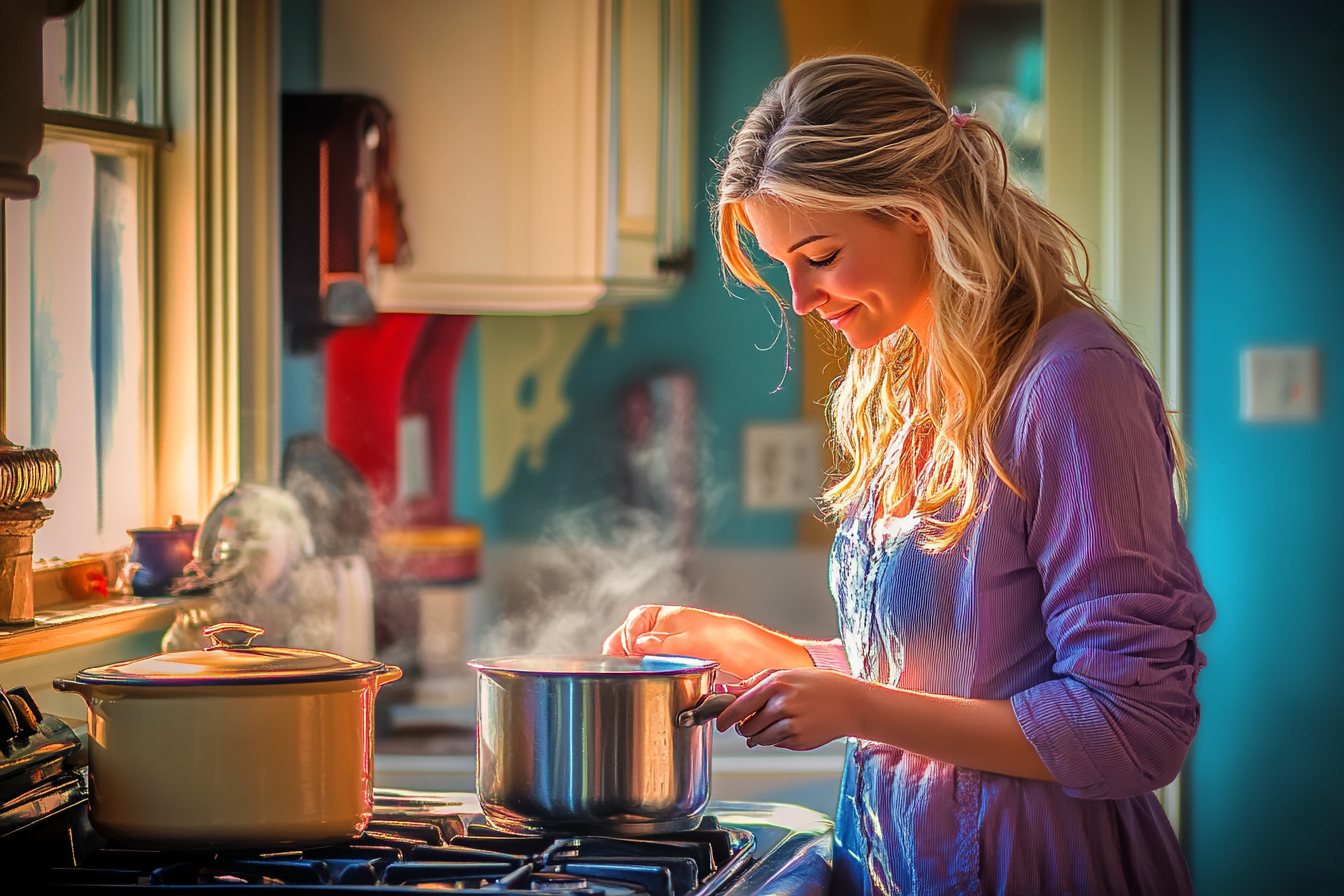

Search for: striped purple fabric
xmin=804 ymin=309 xmax=1215 ymax=895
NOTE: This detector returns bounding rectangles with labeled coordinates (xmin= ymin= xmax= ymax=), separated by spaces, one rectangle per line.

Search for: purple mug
xmin=126 ymin=518 xmax=198 ymax=596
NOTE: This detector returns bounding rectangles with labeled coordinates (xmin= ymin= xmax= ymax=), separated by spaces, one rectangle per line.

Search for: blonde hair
xmin=717 ymin=55 xmax=1181 ymax=550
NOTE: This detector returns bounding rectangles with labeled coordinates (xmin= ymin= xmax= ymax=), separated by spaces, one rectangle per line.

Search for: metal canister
xmin=469 ymin=655 xmax=735 ymax=836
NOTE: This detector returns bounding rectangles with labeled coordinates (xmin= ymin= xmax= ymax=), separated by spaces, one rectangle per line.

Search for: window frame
xmin=3 ymin=0 xmax=281 ymax=559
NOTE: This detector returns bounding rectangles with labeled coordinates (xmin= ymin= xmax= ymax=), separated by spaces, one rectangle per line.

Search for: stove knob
xmin=6 ymin=687 xmax=42 ymax=735
xmin=0 ymin=691 xmax=19 ymax=742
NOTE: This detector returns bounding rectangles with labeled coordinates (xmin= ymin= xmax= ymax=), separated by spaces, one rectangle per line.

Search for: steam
xmin=162 ymin=483 xmax=374 ymax=656
xmin=479 ymin=375 xmax=727 ymax=659
xmin=479 ymin=503 xmax=702 ymax=658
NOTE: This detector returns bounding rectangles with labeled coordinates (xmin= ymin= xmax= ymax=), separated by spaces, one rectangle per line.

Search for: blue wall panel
xmin=1185 ymin=1 xmax=1344 ymax=891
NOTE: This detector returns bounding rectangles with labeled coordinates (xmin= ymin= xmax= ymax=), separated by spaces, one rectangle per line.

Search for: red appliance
xmin=325 ymin=313 xmax=481 ymax=584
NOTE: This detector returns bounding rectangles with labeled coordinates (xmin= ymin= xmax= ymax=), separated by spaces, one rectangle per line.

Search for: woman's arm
xmin=602 ymin=605 xmax=814 ymax=680
xmin=1009 ymin=347 xmax=1215 ymax=799
xmin=606 ymin=609 xmax=1056 ymax=780
xmin=716 ymin=668 xmax=1057 ymax=782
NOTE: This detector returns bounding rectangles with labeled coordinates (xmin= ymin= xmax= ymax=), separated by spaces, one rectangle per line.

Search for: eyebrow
xmin=787 ymin=234 xmax=831 ymax=253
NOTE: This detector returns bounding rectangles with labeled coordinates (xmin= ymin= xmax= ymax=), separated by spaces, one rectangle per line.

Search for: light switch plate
xmin=742 ymin=421 xmax=823 ymax=510
xmin=1240 ymin=346 xmax=1320 ymax=422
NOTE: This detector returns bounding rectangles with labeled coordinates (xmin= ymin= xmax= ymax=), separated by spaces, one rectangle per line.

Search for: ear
xmin=905 ymin=209 xmax=929 ymax=234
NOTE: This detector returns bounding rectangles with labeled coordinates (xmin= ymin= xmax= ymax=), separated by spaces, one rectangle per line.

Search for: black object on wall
xmin=281 ymin=93 xmax=409 ymax=353
xmin=0 ymin=0 xmax=85 ymax=200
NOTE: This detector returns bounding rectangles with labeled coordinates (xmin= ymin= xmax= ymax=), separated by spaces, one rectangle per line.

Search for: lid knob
xmin=203 ymin=622 xmax=264 ymax=650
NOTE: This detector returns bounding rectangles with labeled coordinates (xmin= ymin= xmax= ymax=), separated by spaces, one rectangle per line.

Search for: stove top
xmin=4 ymin=788 xmax=833 ymax=895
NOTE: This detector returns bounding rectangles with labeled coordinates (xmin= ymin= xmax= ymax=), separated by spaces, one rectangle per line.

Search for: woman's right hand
xmin=601 ymin=605 xmax=814 ymax=681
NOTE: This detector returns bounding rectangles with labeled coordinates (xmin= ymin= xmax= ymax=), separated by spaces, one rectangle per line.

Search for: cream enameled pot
xmin=54 ymin=622 xmax=401 ymax=849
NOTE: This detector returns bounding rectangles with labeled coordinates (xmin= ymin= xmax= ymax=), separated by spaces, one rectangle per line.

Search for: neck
xmin=905 ymin=296 xmax=935 ymax=345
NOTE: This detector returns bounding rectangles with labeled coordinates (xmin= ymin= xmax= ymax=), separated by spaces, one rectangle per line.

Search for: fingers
xmin=633 ymin=631 xmax=672 ymax=653
xmin=622 ymin=605 xmax=666 ymax=655
xmin=601 ymin=628 xmax=627 ymax=655
xmin=742 ymin=717 xmax=795 ymax=748
xmin=715 ymin=672 xmax=780 ymax=732
xmin=600 ymin=605 xmax=662 ymax=656
xmin=730 ymin=668 xmax=776 ymax=690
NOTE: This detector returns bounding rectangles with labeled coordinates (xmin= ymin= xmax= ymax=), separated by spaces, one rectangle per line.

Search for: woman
xmin=603 ymin=56 xmax=1214 ymax=895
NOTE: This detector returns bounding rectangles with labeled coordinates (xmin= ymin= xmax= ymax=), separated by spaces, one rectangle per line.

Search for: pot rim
xmin=468 ymin=654 xmax=717 ymax=676
xmin=68 ymin=662 xmax=392 ymax=688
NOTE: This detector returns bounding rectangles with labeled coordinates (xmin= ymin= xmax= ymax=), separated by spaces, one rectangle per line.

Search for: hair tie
xmin=949 ymin=105 xmax=974 ymax=129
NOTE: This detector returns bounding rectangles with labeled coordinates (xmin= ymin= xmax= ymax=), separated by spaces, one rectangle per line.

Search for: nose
xmin=788 ymin=269 xmax=826 ymax=316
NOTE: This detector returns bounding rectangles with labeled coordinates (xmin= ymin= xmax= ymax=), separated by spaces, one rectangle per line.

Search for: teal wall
xmin=454 ymin=0 xmax=798 ymax=546
xmin=1184 ymin=1 xmax=1343 ymax=892
xmin=279 ymin=0 xmax=326 ymax=444
xmin=281 ymin=1 xmax=801 ymax=547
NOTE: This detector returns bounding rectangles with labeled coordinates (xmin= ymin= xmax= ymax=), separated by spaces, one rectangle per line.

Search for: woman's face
xmin=742 ymin=197 xmax=933 ymax=350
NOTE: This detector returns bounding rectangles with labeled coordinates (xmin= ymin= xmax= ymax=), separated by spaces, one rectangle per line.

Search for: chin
xmin=842 ymin=330 xmax=883 ymax=351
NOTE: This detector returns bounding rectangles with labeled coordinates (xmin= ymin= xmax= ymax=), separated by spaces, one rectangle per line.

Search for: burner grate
xmin=21 ymin=812 xmax=754 ymax=895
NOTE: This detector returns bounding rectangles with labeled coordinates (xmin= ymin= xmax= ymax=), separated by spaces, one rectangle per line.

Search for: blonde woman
xmin=604 ymin=56 xmax=1214 ymax=895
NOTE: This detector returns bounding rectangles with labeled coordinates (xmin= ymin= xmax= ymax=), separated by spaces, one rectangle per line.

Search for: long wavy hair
xmin=717 ymin=55 xmax=1181 ymax=551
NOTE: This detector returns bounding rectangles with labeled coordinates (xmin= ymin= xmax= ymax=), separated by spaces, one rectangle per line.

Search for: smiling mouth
xmin=821 ymin=305 xmax=859 ymax=327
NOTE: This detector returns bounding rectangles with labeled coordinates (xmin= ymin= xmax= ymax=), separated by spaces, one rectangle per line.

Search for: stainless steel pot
xmin=54 ymin=622 xmax=401 ymax=849
xmin=469 ymin=654 xmax=735 ymax=836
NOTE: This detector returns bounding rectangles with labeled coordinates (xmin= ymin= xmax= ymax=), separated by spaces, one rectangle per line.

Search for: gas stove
xmin=0 ymin=689 xmax=832 ymax=894
xmin=6 ymin=788 xmax=831 ymax=894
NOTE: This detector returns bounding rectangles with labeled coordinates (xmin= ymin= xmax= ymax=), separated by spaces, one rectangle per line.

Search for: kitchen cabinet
xmin=321 ymin=0 xmax=697 ymax=314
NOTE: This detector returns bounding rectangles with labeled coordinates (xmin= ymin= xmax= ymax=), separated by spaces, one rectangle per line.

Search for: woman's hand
xmin=601 ymin=605 xmax=813 ymax=681
xmin=716 ymin=668 xmax=865 ymax=751
xmin=719 ymin=668 xmax=1059 ymax=781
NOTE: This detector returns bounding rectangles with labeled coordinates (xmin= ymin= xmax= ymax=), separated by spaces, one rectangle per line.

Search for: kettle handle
xmin=677 ymin=692 xmax=737 ymax=728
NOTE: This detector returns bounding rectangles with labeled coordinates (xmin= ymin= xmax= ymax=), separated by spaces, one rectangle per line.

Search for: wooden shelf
xmin=0 ymin=597 xmax=216 ymax=662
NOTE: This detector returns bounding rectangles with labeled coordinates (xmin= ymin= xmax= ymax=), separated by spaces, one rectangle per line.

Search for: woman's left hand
xmin=715 ymin=668 xmax=866 ymax=751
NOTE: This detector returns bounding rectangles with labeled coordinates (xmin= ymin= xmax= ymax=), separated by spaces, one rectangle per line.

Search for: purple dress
xmin=804 ymin=309 xmax=1215 ymax=895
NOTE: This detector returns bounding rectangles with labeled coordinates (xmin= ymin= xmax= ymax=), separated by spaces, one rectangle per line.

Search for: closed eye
xmin=807 ymin=250 xmax=839 ymax=269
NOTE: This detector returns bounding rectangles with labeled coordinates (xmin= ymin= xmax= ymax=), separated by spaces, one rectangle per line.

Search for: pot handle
xmin=203 ymin=622 xmax=264 ymax=649
xmin=677 ymin=693 xmax=737 ymax=728
xmin=375 ymin=665 xmax=403 ymax=689
xmin=52 ymin=678 xmax=93 ymax=704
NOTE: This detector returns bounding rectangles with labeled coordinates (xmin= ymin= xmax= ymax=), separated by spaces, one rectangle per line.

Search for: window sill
xmin=0 ymin=596 xmax=217 ymax=663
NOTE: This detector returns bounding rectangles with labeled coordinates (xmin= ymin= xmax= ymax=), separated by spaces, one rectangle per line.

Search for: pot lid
xmin=74 ymin=623 xmax=388 ymax=686
xmin=469 ymin=655 xmax=718 ymax=676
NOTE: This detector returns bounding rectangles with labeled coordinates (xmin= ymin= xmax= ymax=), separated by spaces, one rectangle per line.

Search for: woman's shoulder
xmin=1016 ymin=307 xmax=1159 ymax=402
xmin=1006 ymin=308 xmax=1169 ymax=452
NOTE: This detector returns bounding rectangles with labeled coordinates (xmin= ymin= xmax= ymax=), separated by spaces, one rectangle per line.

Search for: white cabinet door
xmin=321 ymin=0 xmax=695 ymax=314
xmin=604 ymin=0 xmax=696 ymax=300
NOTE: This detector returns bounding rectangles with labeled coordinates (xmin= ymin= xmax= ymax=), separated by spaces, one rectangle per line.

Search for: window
xmin=2 ymin=0 xmax=162 ymax=561
xmin=42 ymin=0 xmax=163 ymax=126
xmin=5 ymin=137 xmax=152 ymax=560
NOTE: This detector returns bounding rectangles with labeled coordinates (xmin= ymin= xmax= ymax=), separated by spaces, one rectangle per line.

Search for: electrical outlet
xmin=398 ymin=414 xmax=431 ymax=498
xmin=1241 ymin=347 xmax=1320 ymax=422
xmin=742 ymin=422 xmax=822 ymax=510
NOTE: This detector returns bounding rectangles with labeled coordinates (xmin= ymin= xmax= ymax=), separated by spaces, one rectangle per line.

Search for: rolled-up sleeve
xmin=1009 ymin=348 xmax=1215 ymax=800
xmin=800 ymin=638 xmax=852 ymax=674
